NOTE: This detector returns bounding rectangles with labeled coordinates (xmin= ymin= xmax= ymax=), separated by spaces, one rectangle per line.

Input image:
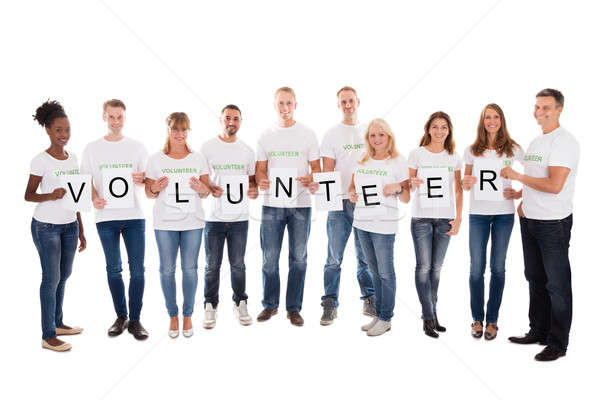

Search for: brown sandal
xmin=485 ymin=323 xmax=498 ymax=340
xmin=471 ymin=321 xmax=483 ymax=338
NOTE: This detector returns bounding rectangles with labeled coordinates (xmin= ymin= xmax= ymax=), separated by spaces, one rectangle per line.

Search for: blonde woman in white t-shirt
xmin=462 ymin=104 xmax=523 ymax=340
xmin=145 ymin=113 xmax=210 ymax=338
xmin=408 ymin=111 xmax=463 ymax=339
xmin=25 ymin=100 xmax=87 ymax=352
xmin=349 ymin=118 xmax=410 ymax=336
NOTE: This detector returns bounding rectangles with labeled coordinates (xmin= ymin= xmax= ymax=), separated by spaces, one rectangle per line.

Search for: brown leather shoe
xmin=287 ymin=311 xmax=304 ymax=326
xmin=257 ymin=308 xmax=278 ymax=322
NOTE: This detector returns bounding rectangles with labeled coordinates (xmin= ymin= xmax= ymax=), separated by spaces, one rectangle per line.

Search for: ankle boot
xmin=423 ymin=319 xmax=439 ymax=338
xmin=434 ymin=313 xmax=446 ymax=332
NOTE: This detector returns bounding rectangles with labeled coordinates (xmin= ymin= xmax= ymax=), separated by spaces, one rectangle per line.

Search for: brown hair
xmin=360 ymin=118 xmax=399 ymax=164
xmin=536 ymin=88 xmax=564 ymax=108
xmin=419 ymin=111 xmax=455 ymax=154
xmin=337 ymin=86 xmax=357 ymax=97
xmin=103 ymin=99 xmax=126 ymax=112
xmin=163 ymin=112 xmax=192 ymax=154
xmin=470 ymin=103 xmax=520 ymax=158
xmin=274 ymin=87 xmax=296 ymax=100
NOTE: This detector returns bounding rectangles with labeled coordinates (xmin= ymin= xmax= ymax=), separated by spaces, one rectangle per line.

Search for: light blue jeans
xmin=322 ymin=199 xmax=375 ymax=306
xmin=355 ymin=228 xmax=396 ymax=322
xmin=154 ymin=229 xmax=203 ymax=317
xmin=411 ymin=218 xmax=452 ymax=320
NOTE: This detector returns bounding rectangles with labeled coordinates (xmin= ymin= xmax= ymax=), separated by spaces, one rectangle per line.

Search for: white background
xmin=1 ymin=1 xmax=598 ymax=399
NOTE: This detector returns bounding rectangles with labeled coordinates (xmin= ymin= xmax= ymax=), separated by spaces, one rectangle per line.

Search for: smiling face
xmin=274 ymin=91 xmax=296 ymax=122
xmin=428 ymin=117 xmax=449 ymax=144
xmin=367 ymin=124 xmax=389 ymax=154
xmin=483 ymin=107 xmax=501 ymax=135
xmin=337 ymin=90 xmax=360 ymax=117
xmin=220 ymin=108 xmax=242 ymax=136
xmin=103 ymin=105 xmax=125 ymax=135
xmin=534 ymin=96 xmax=562 ymax=129
xmin=46 ymin=117 xmax=70 ymax=148
xmin=168 ymin=123 xmax=188 ymax=147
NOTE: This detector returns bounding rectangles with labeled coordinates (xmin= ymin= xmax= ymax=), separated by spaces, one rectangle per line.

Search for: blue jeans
xmin=469 ymin=214 xmax=514 ymax=323
xmin=355 ymin=229 xmax=396 ymax=321
xmin=520 ymin=215 xmax=573 ymax=351
xmin=411 ymin=218 xmax=452 ymax=320
xmin=154 ymin=229 xmax=202 ymax=317
xmin=260 ymin=206 xmax=311 ymax=312
xmin=322 ymin=199 xmax=375 ymax=306
xmin=204 ymin=221 xmax=249 ymax=307
xmin=96 ymin=219 xmax=145 ymax=322
xmin=31 ymin=219 xmax=79 ymax=339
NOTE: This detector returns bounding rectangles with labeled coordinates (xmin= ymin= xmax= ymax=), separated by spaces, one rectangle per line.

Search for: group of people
xmin=25 ymin=86 xmax=578 ymax=362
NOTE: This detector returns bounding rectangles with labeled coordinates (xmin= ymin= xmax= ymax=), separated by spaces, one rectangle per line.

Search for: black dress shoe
xmin=508 ymin=331 xmax=546 ymax=345
xmin=108 ymin=316 xmax=128 ymax=337
xmin=423 ymin=320 xmax=439 ymax=338
xmin=433 ymin=313 xmax=446 ymax=332
xmin=128 ymin=321 xmax=149 ymax=340
xmin=535 ymin=345 xmax=566 ymax=361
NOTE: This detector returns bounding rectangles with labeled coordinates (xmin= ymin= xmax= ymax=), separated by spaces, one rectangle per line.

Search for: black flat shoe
xmin=535 ymin=345 xmax=566 ymax=361
xmin=433 ymin=313 xmax=446 ymax=332
xmin=108 ymin=316 xmax=128 ymax=337
xmin=423 ymin=320 xmax=439 ymax=338
xmin=128 ymin=321 xmax=149 ymax=340
xmin=508 ymin=330 xmax=546 ymax=345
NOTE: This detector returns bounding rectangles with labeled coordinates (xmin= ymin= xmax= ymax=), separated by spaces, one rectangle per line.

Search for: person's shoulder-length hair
xmin=419 ymin=111 xmax=455 ymax=154
xmin=470 ymin=103 xmax=520 ymax=158
xmin=360 ymin=118 xmax=399 ymax=164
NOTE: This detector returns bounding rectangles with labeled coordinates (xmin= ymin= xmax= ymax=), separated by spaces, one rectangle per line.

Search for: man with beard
xmin=200 ymin=105 xmax=258 ymax=328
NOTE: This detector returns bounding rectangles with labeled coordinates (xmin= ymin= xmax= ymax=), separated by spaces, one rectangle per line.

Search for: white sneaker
xmin=367 ymin=319 xmax=391 ymax=336
xmin=203 ymin=304 xmax=217 ymax=329
xmin=234 ymin=300 xmax=253 ymax=326
xmin=361 ymin=317 xmax=378 ymax=331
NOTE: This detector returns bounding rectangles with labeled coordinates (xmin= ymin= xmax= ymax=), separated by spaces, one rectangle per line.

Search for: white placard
xmin=164 ymin=173 xmax=196 ymax=214
xmin=417 ymin=167 xmax=450 ymax=208
xmin=220 ymin=175 xmax=249 ymax=215
xmin=354 ymin=176 xmax=385 ymax=218
xmin=102 ymin=168 xmax=134 ymax=209
xmin=313 ymin=171 xmax=343 ymax=211
xmin=60 ymin=174 xmax=92 ymax=212
xmin=269 ymin=168 xmax=298 ymax=207
xmin=473 ymin=159 xmax=504 ymax=201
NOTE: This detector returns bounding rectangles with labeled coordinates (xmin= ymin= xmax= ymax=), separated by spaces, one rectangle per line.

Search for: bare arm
xmin=24 ymin=174 xmax=65 ymax=202
xmin=501 ymin=165 xmax=570 ymax=194
xmin=322 ymin=157 xmax=335 ymax=173
xmin=255 ymin=161 xmax=270 ymax=190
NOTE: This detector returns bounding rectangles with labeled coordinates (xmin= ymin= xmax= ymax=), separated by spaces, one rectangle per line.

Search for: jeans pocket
xmin=36 ymin=222 xmax=54 ymax=232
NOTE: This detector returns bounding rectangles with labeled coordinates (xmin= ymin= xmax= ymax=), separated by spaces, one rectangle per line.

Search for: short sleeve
xmin=548 ymin=135 xmax=579 ymax=170
xmin=145 ymin=156 xmax=160 ymax=180
xmin=395 ymin=157 xmax=409 ymax=182
xmin=256 ymin=136 xmax=267 ymax=162
xmin=407 ymin=149 xmax=419 ymax=169
xmin=30 ymin=155 xmax=45 ymax=176
xmin=247 ymin=147 xmax=256 ymax=176
xmin=513 ymin=144 xmax=525 ymax=165
xmin=307 ymin=130 xmax=320 ymax=161
xmin=80 ymin=145 xmax=92 ymax=175
xmin=137 ymin=143 xmax=149 ymax=172
xmin=462 ymin=146 xmax=474 ymax=166
xmin=197 ymin=152 xmax=209 ymax=176
xmin=320 ymin=130 xmax=336 ymax=159
xmin=453 ymin=153 xmax=463 ymax=171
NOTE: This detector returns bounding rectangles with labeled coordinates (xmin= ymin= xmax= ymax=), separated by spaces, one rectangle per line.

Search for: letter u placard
xmin=220 ymin=175 xmax=249 ymax=215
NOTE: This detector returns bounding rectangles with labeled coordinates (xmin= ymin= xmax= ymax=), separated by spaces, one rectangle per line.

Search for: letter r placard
xmin=473 ymin=159 xmax=504 ymax=201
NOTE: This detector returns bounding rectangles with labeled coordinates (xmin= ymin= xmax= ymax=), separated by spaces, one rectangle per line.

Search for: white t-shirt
xmin=30 ymin=151 xmax=79 ymax=224
xmin=201 ymin=137 xmax=256 ymax=222
xmin=256 ymin=122 xmax=320 ymax=208
xmin=408 ymin=146 xmax=462 ymax=219
xmin=80 ymin=137 xmax=149 ymax=223
xmin=146 ymin=151 xmax=209 ymax=231
xmin=522 ymin=126 xmax=579 ymax=220
xmin=352 ymin=155 xmax=409 ymax=235
xmin=463 ymin=145 xmax=524 ymax=215
xmin=320 ymin=122 xmax=367 ymax=199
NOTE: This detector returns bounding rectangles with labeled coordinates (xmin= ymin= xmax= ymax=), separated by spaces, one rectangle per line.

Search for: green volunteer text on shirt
xmin=356 ymin=168 xmax=388 ymax=176
xmin=524 ymin=154 xmax=543 ymax=162
xmin=99 ymin=163 xmax=133 ymax=170
xmin=161 ymin=167 xmax=198 ymax=174
xmin=54 ymin=169 xmax=80 ymax=177
xmin=212 ymin=164 xmax=245 ymax=171
xmin=268 ymin=151 xmax=300 ymax=157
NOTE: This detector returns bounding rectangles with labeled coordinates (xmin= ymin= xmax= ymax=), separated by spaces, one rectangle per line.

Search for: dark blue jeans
xmin=31 ymin=219 xmax=79 ymax=340
xmin=260 ymin=206 xmax=311 ymax=312
xmin=356 ymin=229 xmax=396 ymax=321
xmin=322 ymin=199 xmax=375 ymax=306
xmin=96 ymin=219 xmax=145 ymax=322
xmin=411 ymin=218 xmax=452 ymax=320
xmin=520 ymin=214 xmax=573 ymax=351
xmin=204 ymin=221 xmax=249 ymax=307
xmin=469 ymin=214 xmax=514 ymax=323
